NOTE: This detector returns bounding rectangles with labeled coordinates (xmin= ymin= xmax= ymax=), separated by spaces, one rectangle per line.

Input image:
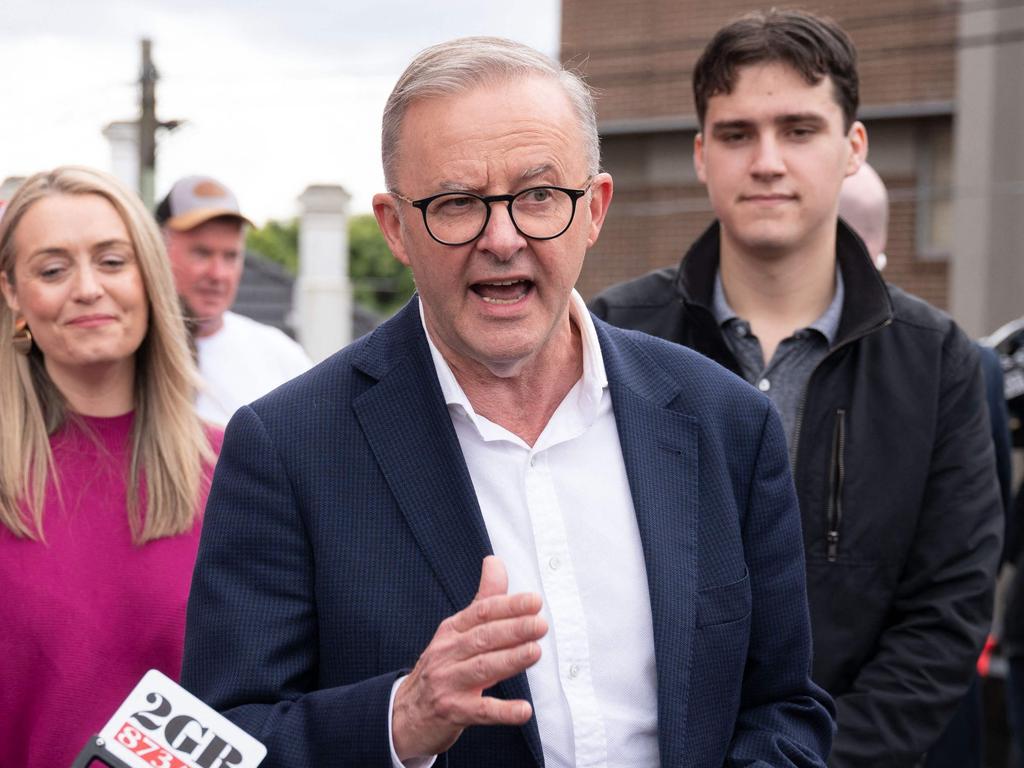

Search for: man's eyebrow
xmin=436 ymin=179 xmax=481 ymax=194
xmin=431 ymin=164 xmax=558 ymax=195
xmin=710 ymin=119 xmax=755 ymax=134
xmin=709 ymin=113 xmax=830 ymax=135
xmin=775 ymin=112 xmax=828 ymax=127
xmin=517 ymin=164 xmax=556 ymax=184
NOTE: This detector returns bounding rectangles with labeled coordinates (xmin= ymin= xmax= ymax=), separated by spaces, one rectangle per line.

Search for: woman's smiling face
xmin=1 ymin=193 xmax=149 ymax=381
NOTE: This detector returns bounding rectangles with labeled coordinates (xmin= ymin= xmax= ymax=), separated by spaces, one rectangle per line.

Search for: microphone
xmin=70 ymin=669 xmax=266 ymax=768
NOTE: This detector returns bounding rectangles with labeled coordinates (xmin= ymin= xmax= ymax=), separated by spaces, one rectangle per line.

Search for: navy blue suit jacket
xmin=182 ymin=298 xmax=833 ymax=767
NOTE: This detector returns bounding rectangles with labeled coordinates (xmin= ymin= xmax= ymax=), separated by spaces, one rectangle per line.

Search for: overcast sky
xmin=0 ymin=1 xmax=561 ymax=223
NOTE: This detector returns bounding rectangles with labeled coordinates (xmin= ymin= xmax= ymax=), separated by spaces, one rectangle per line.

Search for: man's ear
xmin=845 ymin=121 xmax=868 ymax=177
xmin=0 ymin=271 xmax=19 ymax=314
xmin=585 ymin=172 xmax=614 ymax=248
xmin=694 ymin=132 xmax=708 ymax=184
xmin=372 ymin=193 xmax=411 ymax=267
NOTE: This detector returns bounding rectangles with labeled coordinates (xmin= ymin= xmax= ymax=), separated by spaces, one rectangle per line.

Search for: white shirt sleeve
xmin=388 ymin=675 xmax=438 ymax=768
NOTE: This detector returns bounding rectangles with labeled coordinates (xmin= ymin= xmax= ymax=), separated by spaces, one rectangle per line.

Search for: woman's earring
xmin=12 ymin=317 xmax=32 ymax=355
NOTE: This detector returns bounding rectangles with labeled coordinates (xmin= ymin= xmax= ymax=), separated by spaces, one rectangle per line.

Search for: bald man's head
xmin=839 ymin=162 xmax=889 ymax=268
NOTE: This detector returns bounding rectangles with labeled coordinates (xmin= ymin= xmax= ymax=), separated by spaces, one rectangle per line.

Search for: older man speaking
xmin=182 ymin=37 xmax=833 ymax=767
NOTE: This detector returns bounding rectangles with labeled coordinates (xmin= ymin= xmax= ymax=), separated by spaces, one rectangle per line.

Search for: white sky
xmin=0 ymin=1 xmax=561 ymax=223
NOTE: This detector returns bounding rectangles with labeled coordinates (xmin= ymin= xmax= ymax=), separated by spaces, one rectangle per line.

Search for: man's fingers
xmin=467 ymin=696 xmax=533 ymax=727
xmin=449 ymin=640 xmax=542 ymax=691
xmin=432 ymin=695 xmax=533 ymax=729
xmin=455 ymin=614 xmax=548 ymax=660
xmin=448 ymin=591 xmax=543 ymax=634
xmin=474 ymin=555 xmax=508 ymax=601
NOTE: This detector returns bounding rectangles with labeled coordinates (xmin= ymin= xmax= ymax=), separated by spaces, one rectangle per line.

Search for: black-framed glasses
xmin=391 ymin=178 xmax=593 ymax=246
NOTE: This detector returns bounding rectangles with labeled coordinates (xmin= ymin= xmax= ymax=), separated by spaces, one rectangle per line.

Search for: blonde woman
xmin=0 ymin=167 xmax=222 ymax=768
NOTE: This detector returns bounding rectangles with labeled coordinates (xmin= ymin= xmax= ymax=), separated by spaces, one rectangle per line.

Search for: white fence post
xmin=102 ymin=121 xmax=141 ymax=196
xmin=295 ymin=184 xmax=352 ymax=362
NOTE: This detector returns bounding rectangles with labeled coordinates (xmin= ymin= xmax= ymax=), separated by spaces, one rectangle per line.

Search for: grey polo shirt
xmin=712 ymin=269 xmax=844 ymax=457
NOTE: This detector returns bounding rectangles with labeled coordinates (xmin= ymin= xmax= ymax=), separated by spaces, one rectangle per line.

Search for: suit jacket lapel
xmin=599 ymin=322 xmax=699 ymax=768
xmin=352 ymin=299 xmax=543 ymax=766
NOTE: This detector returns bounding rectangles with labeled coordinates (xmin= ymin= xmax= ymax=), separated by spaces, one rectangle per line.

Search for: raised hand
xmin=392 ymin=556 xmax=547 ymax=761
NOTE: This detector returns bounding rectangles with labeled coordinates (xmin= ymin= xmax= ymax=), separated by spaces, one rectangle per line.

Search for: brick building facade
xmin=563 ymin=1 xmax=957 ymax=308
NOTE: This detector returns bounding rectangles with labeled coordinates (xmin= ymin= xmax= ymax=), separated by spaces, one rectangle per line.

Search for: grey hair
xmin=382 ymin=36 xmax=600 ymax=188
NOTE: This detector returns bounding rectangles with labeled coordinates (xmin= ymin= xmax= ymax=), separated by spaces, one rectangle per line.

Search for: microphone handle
xmin=69 ymin=735 xmax=136 ymax=768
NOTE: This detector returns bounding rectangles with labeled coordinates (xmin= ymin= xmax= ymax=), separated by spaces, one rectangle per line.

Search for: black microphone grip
xmin=69 ymin=735 xmax=136 ymax=768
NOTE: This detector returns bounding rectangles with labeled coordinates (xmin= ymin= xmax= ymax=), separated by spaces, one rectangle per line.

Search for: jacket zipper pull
xmin=827 ymin=531 xmax=839 ymax=562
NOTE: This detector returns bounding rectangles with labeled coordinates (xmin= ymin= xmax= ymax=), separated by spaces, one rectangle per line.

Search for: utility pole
xmin=138 ymin=39 xmax=158 ymax=208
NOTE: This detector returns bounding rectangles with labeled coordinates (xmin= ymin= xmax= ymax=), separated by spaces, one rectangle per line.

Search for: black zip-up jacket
xmin=591 ymin=221 xmax=1003 ymax=768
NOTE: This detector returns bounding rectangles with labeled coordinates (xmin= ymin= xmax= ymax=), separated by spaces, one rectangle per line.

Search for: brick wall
xmin=879 ymin=175 xmax=949 ymax=310
xmin=563 ymin=0 xmax=956 ymax=120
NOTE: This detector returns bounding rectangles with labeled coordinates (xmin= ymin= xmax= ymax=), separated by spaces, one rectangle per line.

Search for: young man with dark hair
xmin=593 ymin=10 xmax=1002 ymax=766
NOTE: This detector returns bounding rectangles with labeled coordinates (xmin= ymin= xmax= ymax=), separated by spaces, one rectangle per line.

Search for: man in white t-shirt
xmin=156 ymin=175 xmax=311 ymax=424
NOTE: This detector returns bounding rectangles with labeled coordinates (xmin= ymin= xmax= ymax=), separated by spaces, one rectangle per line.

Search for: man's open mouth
xmin=472 ymin=279 xmax=533 ymax=304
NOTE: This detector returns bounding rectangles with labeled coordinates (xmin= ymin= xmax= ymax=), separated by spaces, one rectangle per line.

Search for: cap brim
xmin=164 ymin=208 xmax=253 ymax=231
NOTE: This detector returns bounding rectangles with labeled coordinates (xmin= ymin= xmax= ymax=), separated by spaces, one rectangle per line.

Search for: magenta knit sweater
xmin=0 ymin=412 xmax=222 ymax=768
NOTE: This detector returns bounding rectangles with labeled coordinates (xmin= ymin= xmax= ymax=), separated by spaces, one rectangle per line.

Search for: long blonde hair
xmin=0 ymin=166 xmax=214 ymax=543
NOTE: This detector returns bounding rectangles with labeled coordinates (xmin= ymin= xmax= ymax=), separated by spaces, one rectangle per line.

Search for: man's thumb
xmin=475 ymin=555 xmax=508 ymax=600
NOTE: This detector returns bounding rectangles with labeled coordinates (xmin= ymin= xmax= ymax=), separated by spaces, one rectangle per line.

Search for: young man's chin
xmin=725 ymin=223 xmax=802 ymax=258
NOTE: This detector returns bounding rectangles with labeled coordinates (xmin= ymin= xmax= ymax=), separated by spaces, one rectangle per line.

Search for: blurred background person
xmin=156 ymin=175 xmax=310 ymax=425
xmin=995 ymin=314 xmax=1024 ymax=767
xmin=837 ymin=161 xmax=889 ymax=271
xmin=0 ymin=166 xmax=223 ymax=768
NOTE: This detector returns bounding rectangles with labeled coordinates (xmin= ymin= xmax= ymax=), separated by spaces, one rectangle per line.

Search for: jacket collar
xmin=675 ymin=219 xmax=894 ymax=348
xmin=595 ymin=320 xmax=701 ymax=766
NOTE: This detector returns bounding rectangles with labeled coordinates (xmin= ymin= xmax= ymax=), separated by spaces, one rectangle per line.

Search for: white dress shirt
xmin=389 ymin=291 xmax=660 ymax=767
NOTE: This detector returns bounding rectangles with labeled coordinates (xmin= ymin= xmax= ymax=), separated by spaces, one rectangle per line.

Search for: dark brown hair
xmin=693 ymin=9 xmax=859 ymax=130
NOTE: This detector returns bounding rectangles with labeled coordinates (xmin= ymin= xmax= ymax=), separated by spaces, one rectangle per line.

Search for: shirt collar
xmin=711 ymin=267 xmax=845 ymax=346
xmin=420 ymin=289 xmax=608 ymax=437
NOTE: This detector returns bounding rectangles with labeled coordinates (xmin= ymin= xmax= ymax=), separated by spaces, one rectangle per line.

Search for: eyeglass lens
xmin=424 ymin=188 xmax=576 ymax=244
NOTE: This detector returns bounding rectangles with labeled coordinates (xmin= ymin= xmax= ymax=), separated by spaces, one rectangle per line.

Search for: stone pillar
xmin=950 ymin=0 xmax=1024 ymax=337
xmin=295 ymin=184 xmax=352 ymax=362
xmin=102 ymin=121 xmax=140 ymax=197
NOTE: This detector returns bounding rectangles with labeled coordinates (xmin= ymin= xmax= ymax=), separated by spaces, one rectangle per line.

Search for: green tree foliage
xmin=246 ymin=219 xmax=299 ymax=274
xmin=348 ymin=213 xmax=416 ymax=315
xmin=246 ymin=214 xmax=415 ymax=316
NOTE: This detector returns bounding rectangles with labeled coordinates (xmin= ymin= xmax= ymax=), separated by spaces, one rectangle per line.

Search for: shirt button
xmin=529 ymin=455 xmax=537 ymax=467
xmin=568 ymin=664 xmax=580 ymax=679
xmin=758 ymin=378 xmax=770 ymax=392
xmin=548 ymin=556 xmax=560 ymax=571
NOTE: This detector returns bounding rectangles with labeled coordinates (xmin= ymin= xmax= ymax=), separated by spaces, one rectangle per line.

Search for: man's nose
xmin=206 ymin=255 xmax=233 ymax=281
xmin=475 ymin=203 xmax=527 ymax=260
xmin=750 ymin=135 xmax=786 ymax=178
